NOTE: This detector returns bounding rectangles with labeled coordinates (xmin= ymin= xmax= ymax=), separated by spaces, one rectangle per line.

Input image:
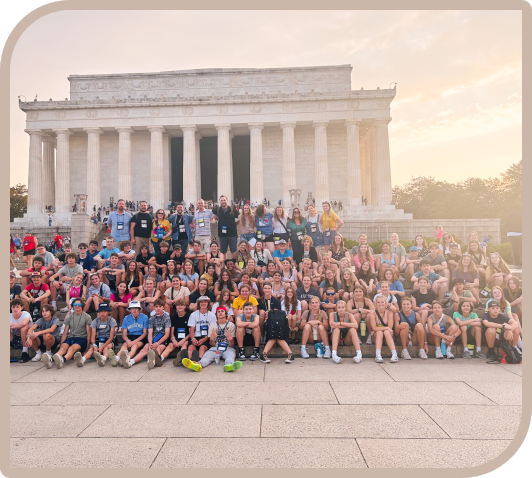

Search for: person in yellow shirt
xmin=232 ymin=285 xmax=258 ymax=316
xmin=151 ymin=209 xmax=172 ymax=254
xmin=319 ymin=202 xmax=344 ymax=252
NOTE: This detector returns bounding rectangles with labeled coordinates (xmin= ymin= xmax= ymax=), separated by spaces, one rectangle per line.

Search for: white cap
xmin=127 ymin=300 xmax=142 ymax=310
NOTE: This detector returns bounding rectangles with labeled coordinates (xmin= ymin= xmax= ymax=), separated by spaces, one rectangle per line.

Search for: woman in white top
xmin=272 ymin=206 xmax=290 ymax=250
xmin=250 ymin=240 xmax=273 ymax=273
xmin=280 ymin=258 xmax=298 ymax=292
xmin=281 ymin=287 xmax=302 ymax=344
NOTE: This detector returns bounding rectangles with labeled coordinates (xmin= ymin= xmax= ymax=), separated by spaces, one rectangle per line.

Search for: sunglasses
xmin=72 ymin=302 xmax=82 ymax=307
xmin=326 ymin=292 xmax=335 ymax=296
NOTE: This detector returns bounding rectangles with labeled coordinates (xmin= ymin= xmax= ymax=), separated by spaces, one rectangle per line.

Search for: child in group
xmin=394 ymin=297 xmax=428 ymax=360
xmin=428 ymin=301 xmax=461 ymax=360
xmin=160 ymin=299 xmax=191 ymax=366
xmin=329 ymin=300 xmax=362 ymax=364
xmin=452 ymin=301 xmax=486 ymax=359
xmin=10 ymin=299 xmax=33 ymax=363
xmin=370 ymin=296 xmax=399 ymax=363
xmin=113 ymin=300 xmax=148 ymax=367
xmin=25 ymin=304 xmax=61 ymax=362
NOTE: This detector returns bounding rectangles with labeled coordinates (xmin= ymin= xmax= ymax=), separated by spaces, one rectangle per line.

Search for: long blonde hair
xmin=330 ymin=233 xmax=346 ymax=254
xmin=340 ymin=268 xmax=356 ymax=292
xmin=240 ymin=204 xmax=255 ymax=227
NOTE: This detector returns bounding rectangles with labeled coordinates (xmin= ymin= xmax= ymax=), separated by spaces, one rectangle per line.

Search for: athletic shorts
xmin=23 ymin=248 xmax=36 ymax=256
xmin=10 ymin=336 xmax=23 ymax=349
xmin=242 ymin=332 xmax=257 ymax=346
xmin=262 ymin=234 xmax=274 ymax=243
xmin=272 ymin=233 xmax=290 ymax=245
xmin=126 ymin=335 xmax=148 ymax=347
xmin=64 ymin=337 xmax=88 ymax=349
xmin=322 ymin=230 xmax=337 ymax=246
xmin=38 ymin=336 xmax=60 ymax=351
xmin=331 ymin=327 xmax=349 ymax=339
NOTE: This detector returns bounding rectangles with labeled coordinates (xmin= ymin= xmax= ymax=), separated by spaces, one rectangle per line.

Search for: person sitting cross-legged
xmin=235 ymin=301 xmax=261 ymax=361
xmin=112 ymin=300 xmax=148 ymax=367
xmin=182 ymin=306 xmax=243 ymax=373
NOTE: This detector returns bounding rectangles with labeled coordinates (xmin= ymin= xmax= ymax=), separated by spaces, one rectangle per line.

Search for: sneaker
xmin=74 ymin=351 xmax=84 ymax=367
xmin=19 ymin=352 xmax=30 ymax=363
xmin=462 ymin=349 xmax=472 ymax=359
xmin=42 ymin=353 xmax=53 ymax=369
xmin=147 ymin=349 xmax=156 ymax=369
xmin=119 ymin=350 xmax=131 ymax=368
xmin=375 ymin=354 xmax=383 ymax=363
xmin=285 ymin=353 xmax=295 ymax=363
xmin=238 ymin=348 xmax=247 ymax=361
xmin=323 ymin=348 xmax=331 ymax=359
xmin=154 ymin=352 xmax=163 ymax=367
xmin=108 ymin=349 xmax=118 ymax=366
xmin=400 ymin=349 xmax=411 ymax=360
xmin=182 ymin=358 xmax=202 ymax=372
xmin=475 ymin=350 xmax=487 ymax=360
xmin=259 ymin=353 xmax=270 ymax=363
xmin=52 ymin=353 xmax=64 ymax=369
xmin=250 ymin=348 xmax=260 ymax=361
xmin=487 ymin=349 xmax=498 ymax=361
xmin=60 ymin=306 xmax=69 ymax=313
xmin=190 ymin=349 xmax=200 ymax=363
xmin=390 ymin=354 xmax=399 ymax=363
xmin=353 ymin=353 xmax=362 ymax=364
xmin=223 ymin=361 xmax=242 ymax=372
xmin=94 ymin=351 xmax=105 ymax=367
xmin=418 ymin=349 xmax=428 ymax=359
xmin=435 ymin=348 xmax=444 ymax=359
xmin=31 ymin=352 xmax=42 ymax=362
xmin=444 ymin=292 xmax=450 ymax=299
xmin=366 ymin=335 xmax=373 ymax=345
xmin=300 ymin=347 xmax=310 ymax=359
xmin=332 ymin=354 xmax=342 ymax=364
xmin=446 ymin=349 xmax=455 ymax=359
xmin=174 ymin=349 xmax=187 ymax=366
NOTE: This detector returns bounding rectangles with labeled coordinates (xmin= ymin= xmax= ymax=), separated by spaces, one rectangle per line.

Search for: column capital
xmin=147 ymin=125 xmax=166 ymax=133
xmin=195 ymin=131 xmax=203 ymax=140
xmin=214 ymin=123 xmax=231 ymax=131
xmin=345 ymin=119 xmax=363 ymax=126
xmin=373 ymin=117 xmax=392 ymax=125
xmin=280 ymin=121 xmax=296 ymax=129
xmin=180 ymin=125 xmax=197 ymax=132
xmin=41 ymin=134 xmax=56 ymax=143
xmin=24 ymin=129 xmax=43 ymax=136
xmin=83 ymin=127 xmax=104 ymax=135
xmin=52 ymin=128 xmax=73 ymax=136
xmin=248 ymin=122 xmax=264 ymax=130
xmin=115 ymin=126 xmax=134 ymax=134
xmin=312 ymin=120 xmax=329 ymax=128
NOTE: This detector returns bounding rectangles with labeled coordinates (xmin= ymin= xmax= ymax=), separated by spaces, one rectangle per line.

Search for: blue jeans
xmin=240 ymin=232 xmax=256 ymax=243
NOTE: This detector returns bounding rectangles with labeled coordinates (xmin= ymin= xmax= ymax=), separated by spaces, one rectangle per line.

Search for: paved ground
xmin=10 ymin=357 xmax=521 ymax=468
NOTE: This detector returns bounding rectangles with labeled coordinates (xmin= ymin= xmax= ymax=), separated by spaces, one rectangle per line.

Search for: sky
xmin=9 ymin=9 xmax=522 ymax=188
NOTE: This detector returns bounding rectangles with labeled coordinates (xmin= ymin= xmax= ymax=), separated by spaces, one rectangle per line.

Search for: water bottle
xmin=214 ymin=351 xmax=220 ymax=365
xmin=312 ymin=327 xmax=318 ymax=341
xmin=316 ymin=342 xmax=324 ymax=358
xmin=360 ymin=319 xmax=366 ymax=337
xmin=440 ymin=326 xmax=447 ymax=355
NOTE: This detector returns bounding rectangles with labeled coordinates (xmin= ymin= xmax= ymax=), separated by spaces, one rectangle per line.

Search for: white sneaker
xmin=418 ymin=349 xmax=428 ymax=359
xmin=300 ymin=347 xmax=310 ymax=359
xmin=147 ymin=349 xmax=156 ymax=369
xmin=390 ymin=354 xmax=399 ymax=363
xmin=94 ymin=352 xmax=105 ymax=367
xmin=323 ymin=348 xmax=331 ymax=359
xmin=120 ymin=350 xmax=131 ymax=369
xmin=42 ymin=353 xmax=53 ymax=369
xmin=60 ymin=306 xmax=69 ymax=313
xmin=74 ymin=351 xmax=84 ymax=367
xmin=446 ymin=349 xmax=455 ymax=359
xmin=375 ymin=354 xmax=383 ymax=363
xmin=52 ymin=353 xmax=64 ymax=369
xmin=366 ymin=335 xmax=373 ymax=345
xmin=435 ymin=348 xmax=444 ymax=359
xmin=400 ymin=349 xmax=411 ymax=360
xmin=332 ymin=354 xmax=342 ymax=364
xmin=353 ymin=353 xmax=362 ymax=364
xmin=31 ymin=353 xmax=42 ymax=362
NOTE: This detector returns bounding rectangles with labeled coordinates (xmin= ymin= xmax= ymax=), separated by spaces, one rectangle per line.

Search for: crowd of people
xmin=10 ymin=197 xmax=523 ymax=372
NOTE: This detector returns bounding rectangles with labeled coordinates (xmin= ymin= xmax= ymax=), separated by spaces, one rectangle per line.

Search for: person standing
xmin=106 ymin=199 xmax=132 ymax=249
xmin=194 ymin=199 xmax=215 ymax=253
xmin=319 ymin=202 xmax=343 ymax=252
xmin=212 ymin=195 xmax=240 ymax=256
xmin=168 ymin=203 xmax=194 ymax=252
xmin=129 ymin=201 xmax=153 ymax=253
xmin=22 ymin=230 xmax=38 ymax=268
xmin=13 ymin=234 xmax=21 ymax=260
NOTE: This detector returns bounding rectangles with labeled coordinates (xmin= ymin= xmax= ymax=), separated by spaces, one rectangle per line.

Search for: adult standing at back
xmin=151 ymin=209 xmax=172 ymax=254
xmin=212 ymin=195 xmax=239 ymax=256
xmin=287 ymin=207 xmax=307 ymax=257
xmin=194 ymin=198 xmax=216 ymax=253
xmin=254 ymin=204 xmax=275 ymax=255
xmin=22 ymin=230 xmax=38 ymax=268
xmin=319 ymin=202 xmax=343 ymax=252
xmin=168 ymin=203 xmax=194 ymax=253
xmin=106 ymin=199 xmax=132 ymax=249
xmin=13 ymin=234 xmax=21 ymax=259
xmin=305 ymin=204 xmax=322 ymax=249
xmin=130 ymin=201 xmax=153 ymax=253
xmin=272 ymin=206 xmax=290 ymax=250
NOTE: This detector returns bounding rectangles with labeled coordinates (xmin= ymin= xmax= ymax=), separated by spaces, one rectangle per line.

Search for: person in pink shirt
xmin=110 ymin=281 xmax=132 ymax=327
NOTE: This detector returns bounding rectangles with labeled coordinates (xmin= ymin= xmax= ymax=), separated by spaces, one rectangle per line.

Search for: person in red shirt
xmin=20 ymin=272 xmax=51 ymax=314
xmin=54 ymin=234 xmax=63 ymax=254
xmin=22 ymin=231 xmax=38 ymax=268
xmin=20 ymin=256 xmax=48 ymax=289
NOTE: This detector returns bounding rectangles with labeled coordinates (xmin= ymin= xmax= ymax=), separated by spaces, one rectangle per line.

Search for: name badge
xmin=98 ymin=341 xmax=106 ymax=348
xmin=245 ymin=327 xmax=252 ymax=335
xmin=198 ymin=219 xmax=205 ymax=228
xmin=177 ymin=327 xmax=186 ymax=339
xmin=156 ymin=228 xmax=164 ymax=239
xmin=238 ymin=261 xmax=245 ymax=269
xmin=179 ymin=225 xmax=186 ymax=233
xmin=200 ymin=324 xmax=208 ymax=336
xmin=257 ymin=231 xmax=264 ymax=239
xmin=310 ymin=224 xmax=317 ymax=233
xmin=297 ymin=232 xmax=303 ymax=240
xmin=117 ymin=223 xmax=124 ymax=230
xmin=24 ymin=240 xmax=29 ymax=246
xmin=222 ymin=226 xmax=227 ymax=234
xmin=325 ymin=229 xmax=330 ymax=236
xmin=218 ymin=341 xmax=228 ymax=351
xmin=141 ymin=220 xmax=147 ymax=228
xmin=274 ymin=236 xmax=280 ymax=244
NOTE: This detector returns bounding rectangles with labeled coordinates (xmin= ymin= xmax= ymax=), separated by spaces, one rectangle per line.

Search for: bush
xmin=487 ymin=242 xmax=514 ymax=265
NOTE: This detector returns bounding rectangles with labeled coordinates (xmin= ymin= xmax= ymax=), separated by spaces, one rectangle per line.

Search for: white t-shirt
xmin=211 ymin=302 xmax=234 ymax=316
xmin=10 ymin=312 xmax=32 ymax=336
xmin=188 ymin=310 xmax=216 ymax=337
xmin=281 ymin=299 xmax=302 ymax=314
xmin=373 ymin=292 xmax=398 ymax=305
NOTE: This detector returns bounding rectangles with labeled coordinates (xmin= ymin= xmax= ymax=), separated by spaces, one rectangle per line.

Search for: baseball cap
xmin=97 ymin=303 xmax=112 ymax=312
xmin=197 ymin=295 xmax=210 ymax=302
xmin=26 ymin=230 xmax=33 ymax=234
xmin=409 ymin=246 xmax=419 ymax=252
xmin=174 ymin=244 xmax=182 ymax=249
xmin=489 ymin=301 xmax=500 ymax=308
xmin=30 ymin=271 xmax=41 ymax=277
xmin=216 ymin=306 xmax=227 ymax=312
xmin=127 ymin=300 xmax=142 ymax=310
xmin=10 ymin=272 xmax=16 ymax=278
xmin=452 ymin=277 xmax=465 ymax=284
xmin=278 ymin=239 xmax=287 ymax=244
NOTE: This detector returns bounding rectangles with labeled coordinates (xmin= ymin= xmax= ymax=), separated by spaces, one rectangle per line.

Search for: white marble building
xmin=17 ymin=64 xmax=409 ymax=225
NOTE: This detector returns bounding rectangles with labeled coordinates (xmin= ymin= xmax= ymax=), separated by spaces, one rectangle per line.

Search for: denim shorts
xmin=322 ymin=230 xmax=337 ymax=245
xmin=240 ymin=232 xmax=256 ymax=243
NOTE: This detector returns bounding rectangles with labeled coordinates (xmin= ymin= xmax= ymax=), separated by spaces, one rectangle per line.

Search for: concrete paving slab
xmin=357 ymin=438 xmax=512 ymax=468
xmin=264 ymin=358 xmax=393 ymax=382
xmin=10 ymin=363 xmax=44 ymax=382
xmin=80 ymin=404 xmax=261 ymax=437
xmin=41 ymin=381 xmax=199 ymax=405
xmin=15 ymin=360 xmax=149 ymax=383
xmin=466 ymin=382 xmax=522 ymax=405
xmin=10 ymin=382 xmax=71 ymax=405
xmin=11 ymin=405 xmax=108 ymax=438
xmin=189 ymin=382 xmax=338 ymax=405
xmin=331 ymin=382 xmax=494 ymax=405
xmin=381 ymin=361 xmax=521 ymax=382
xmin=496 ymin=363 xmax=522 ymax=377
xmin=11 ymin=438 xmax=165 ymax=468
xmin=152 ymin=438 xmax=367 ymax=468
xmin=139 ymin=361 xmax=265 ymax=382
xmin=421 ymin=405 xmax=522 ymax=439
xmin=261 ymin=405 xmax=447 ymax=438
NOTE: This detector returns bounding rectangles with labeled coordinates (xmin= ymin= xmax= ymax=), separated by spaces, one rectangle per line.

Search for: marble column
xmin=215 ymin=124 xmax=232 ymax=201
xmin=195 ymin=132 xmax=202 ymax=200
xmin=375 ymin=118 xmax=393 ymax=206
xmin=41 ymin=134 xmax=56 ymax=210
xmin=53 ymin=129 xmax=73 ymax=214
xmin=229 ymin=131 xmax=234 ymax=201
xmin=345 ymin=119 xmax=363 ymax=207
xmin=25 ymin=129 xmax=43 ymax=214
xmin=84 ymin=128 xmax=103 ymax=214
xmin=148 ymin=126 xmax=165 ymax=211
xmin=312 ymin=121 xmax=330 ymax=208
xmin=369 ymin=126 xmax=378 ymax=206
xmin=249 ymin=123 xmax=264 ymax=205
xmin=116 ymin=127 xmax=133 ymax=202
xmin=181 ymin=125 xmax=198 ymax=207
xmin=281 ymin=122 xmax=297 ymax=207
xmin=361 ymin=134 xmax=372 ymax=205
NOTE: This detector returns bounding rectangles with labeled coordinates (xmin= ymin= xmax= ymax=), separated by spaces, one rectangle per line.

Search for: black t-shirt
xmin=411 ymin=289 xmax=437 ymax=307
xmin=171 ymin=312 xmax=190 ymax=340
xmin=173 ymin=252 xmax=185 ymax=268
xmin=212 ymin=206 xmax=239 ymax=237
xmin=296 ymin=286 xmax=321 ymax=302
xmin=173 ymin=214 xmax=188 ymax=241
xmin=57 ymin=253 xmax=66 ymax=264
xmin=189 ymin=289 xmax=215 ymax=304
xmin=155 ymin=250 xmax=173 ymax=266
xmin=481 ymin=312 xmax=510 ymax=326
xmin=257 ymin=296 xmax=282 ymax=312
xmin=10 ymin=284 xmax=22 ymax=301
xmin=136 ymin=252 xmax=153 ymax=267
xmin=132 ymin=212 xmax=154 ymax=238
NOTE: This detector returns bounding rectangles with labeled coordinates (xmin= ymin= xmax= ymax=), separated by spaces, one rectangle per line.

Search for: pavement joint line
xmin=10 ymin=436 xmax=514 ymax=440
xmin=185 ymin=382 xmax=201 ymax=405
xmin=354 ymin=438 xmax=369 ymax=468
xmin=259 ymin=405 xmax=263 ymax=438
xmin=75 ymin=404 xmax=111 ymax=438
xmin=149 ymin=438 xmax=167 ymax=468
xmin=328 ymin=381 xmax=341 ymax=405
xmin=494 ymin=364 xmax=522 ymax=377
xmin=462 ymin=381 xmax=498 ymax=405
xmin=36 ymin=382 xmax=75 ymax=406
xmin=418 ymin=405 xmax=451 ymax=439
xmin=376 ymin=363 xmax=396 ymax=381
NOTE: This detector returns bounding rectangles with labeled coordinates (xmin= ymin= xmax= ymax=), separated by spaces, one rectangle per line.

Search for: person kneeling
xmin=183 ymin=306 xmax=242 ymax=372
xmin=236 ymin=301 xmax=261 ymax=361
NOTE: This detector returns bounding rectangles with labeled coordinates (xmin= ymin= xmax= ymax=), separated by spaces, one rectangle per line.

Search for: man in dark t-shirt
xmin=130 ymin=201 xmax=153 ymax=253
xmin=257 ymin=282 xmax=282 ymax=343
xmin=481 ymin=301 xmax=521 ymax=360
xmin=188 ymin=279 xmax=216 ymax=311
xmin=160 ymin=299 xmax=191 ymax=365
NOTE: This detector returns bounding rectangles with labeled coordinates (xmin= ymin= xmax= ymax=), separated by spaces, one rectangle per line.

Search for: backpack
xmin=500 ymin=341 xmax=522 ymax=364
xmin=265 ymin=310 xmax=289 ymax=341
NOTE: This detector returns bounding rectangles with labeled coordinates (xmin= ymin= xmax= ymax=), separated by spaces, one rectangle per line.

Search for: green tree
xmin=10 ymin=184 xmax=27 ymax=221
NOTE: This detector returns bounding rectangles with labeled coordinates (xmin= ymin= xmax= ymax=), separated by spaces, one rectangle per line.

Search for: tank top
xmin=399 ymin=310 xmax=416 ymax=325
xmin=379 ymin=253 xmax=395 ymax=266
xmin=353 ymin=298 xmax=370 ymax=310
xmin=375 ymin=309 xmax=389 ymax=326
xmin=334 ymin=312 xmax=349 ymax=327
xmin=69 ymin=285 xmax=82 ymax=298
xmin=127 ymin=274 xmax=140 ymax=289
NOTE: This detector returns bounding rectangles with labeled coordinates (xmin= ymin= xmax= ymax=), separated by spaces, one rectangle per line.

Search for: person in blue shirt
xmin=112 ymin=300 xmax=149 ymax=366
xmin=106 ymin=199 xmax=132 ymax=245
xmin=272 ymin=240 xmax=293 ymax=269
xmin=168 ymin=203 xmax=195 ymax=253
xmin=377 ymin=268 xmax=405 ymax=303
xmin=87 ymin=240 xmax=100 ymax=260
xmin=95 ymin=236 xmax=120 ymax=270
xmin=76 ymin=243 xmax=95 ymax=284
